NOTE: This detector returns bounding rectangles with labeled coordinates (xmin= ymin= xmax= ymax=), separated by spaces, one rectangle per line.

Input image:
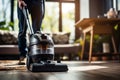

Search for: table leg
xmin=111 ymin=35 xmax=117 ymax=53
xmin=89 ymin=30 xmax=94 ymax=63
xmin=81 ymin=33 xmax=86 ymax=60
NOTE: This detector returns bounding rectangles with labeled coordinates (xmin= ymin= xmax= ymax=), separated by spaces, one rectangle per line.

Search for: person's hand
xmin=18 ymin=0 xmax=27 ymax=9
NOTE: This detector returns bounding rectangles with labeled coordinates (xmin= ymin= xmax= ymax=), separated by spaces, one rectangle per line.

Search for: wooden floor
xmin=0 ymin=60 xmax=120 ymax=80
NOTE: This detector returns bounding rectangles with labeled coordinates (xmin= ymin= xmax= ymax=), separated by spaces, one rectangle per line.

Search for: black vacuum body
xmin=27 ymin=33 xmax=68 ymax=72
xmin=29 ymin=33 xmax=54 ymax=62
xmin=22 ymin=7 xmax=68 ymax=72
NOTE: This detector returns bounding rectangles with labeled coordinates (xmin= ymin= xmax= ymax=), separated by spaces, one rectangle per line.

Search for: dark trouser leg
xmin=17 ymin=0 xmax=44 ymax=57
xmin=28 ymin=0 xmax=44 ymax=33
xmin=17 ymin=6 xmax=28 ymax=57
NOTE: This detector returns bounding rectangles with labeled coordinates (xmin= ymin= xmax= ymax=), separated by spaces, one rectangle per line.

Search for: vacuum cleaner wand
xmin=22 ymin=7 xmax=34 ymax=35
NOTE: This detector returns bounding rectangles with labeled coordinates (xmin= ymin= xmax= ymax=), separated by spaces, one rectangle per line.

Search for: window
xmin=62 ymin=3 xmax=75 ymax=32
xmin=0 ymin=0 xmax=11 ymax=22
xmin=117 ymin=0 xmax=120 ymax=10
xmin=42 ymin=0 xmax=79 ymax=41
xmin=42 ymin=2 xmax=59 ymax=33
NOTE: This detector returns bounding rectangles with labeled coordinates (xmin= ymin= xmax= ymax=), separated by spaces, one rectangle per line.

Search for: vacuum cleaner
xmin=22 ymin=6 xmax=68 ymax=72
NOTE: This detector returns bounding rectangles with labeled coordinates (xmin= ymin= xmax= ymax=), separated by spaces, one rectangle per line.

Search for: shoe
xmin=19 ymin=56 xmax=25 ymax=61
xmin=18 ymin=56 xmax=25 ymax=65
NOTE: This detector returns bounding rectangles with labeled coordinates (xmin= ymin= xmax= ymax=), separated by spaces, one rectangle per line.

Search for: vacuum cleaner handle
xmin=22 ymin=7 xmax=34 ymax=35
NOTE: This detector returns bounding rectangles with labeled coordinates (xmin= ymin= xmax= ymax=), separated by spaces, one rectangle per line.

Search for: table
xmin=75 ymin=18 xmax=120 ymax=62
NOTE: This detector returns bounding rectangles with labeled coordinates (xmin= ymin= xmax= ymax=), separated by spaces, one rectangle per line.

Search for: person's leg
xmin=17 ymin=0 xmax=44 ymax=64
xmin=28 ymin=0 xmax=45 ymax=33
xmin=17 ymin=3 xmax=28 ymax=63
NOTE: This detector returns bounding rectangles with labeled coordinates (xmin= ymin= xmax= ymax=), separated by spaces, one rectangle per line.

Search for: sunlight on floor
xmin=63 ymin=61 xmax=109 ymax=72
xmin=68 ymin=65 xmax=108 ymax=72
xmin=0 ymin=60 xmax=115 ymax=72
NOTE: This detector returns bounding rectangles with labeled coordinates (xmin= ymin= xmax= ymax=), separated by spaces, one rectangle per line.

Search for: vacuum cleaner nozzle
xmin=30 ymin=63 xmax=68 ymax=72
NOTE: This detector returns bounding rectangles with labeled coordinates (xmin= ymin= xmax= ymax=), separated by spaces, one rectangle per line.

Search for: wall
xmin=80 ymin=0 xmax=113 ymax=18
xmin=80 ymin=0 xmax=89 ymax=19
xmin=89 ymin=0 xmax=105 ymax=18
xmin=89 ymin=0 xmax=113 ymax=18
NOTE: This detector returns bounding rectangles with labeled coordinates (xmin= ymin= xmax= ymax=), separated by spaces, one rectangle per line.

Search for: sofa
xmin=0 ymin=30 xmax=81 ymax=60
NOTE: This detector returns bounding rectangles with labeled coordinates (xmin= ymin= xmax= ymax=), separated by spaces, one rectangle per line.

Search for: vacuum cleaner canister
xmin=29 ymin=33 xmax=54 ymax=62
xmin=27 ymin=32 xmax=68 ymax=72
